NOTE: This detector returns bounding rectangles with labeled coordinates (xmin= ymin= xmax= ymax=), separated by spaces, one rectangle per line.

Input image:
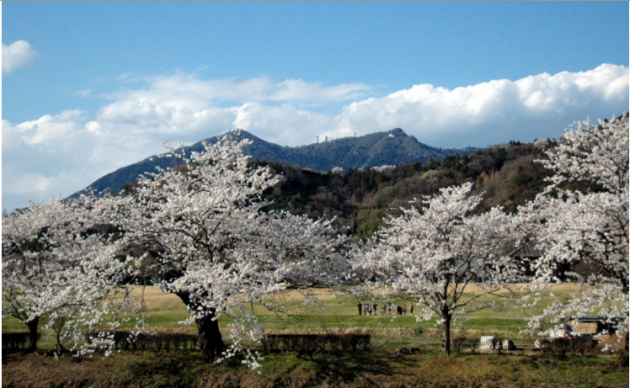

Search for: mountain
xmin=73 ymin=128 xmax=479 ymax=197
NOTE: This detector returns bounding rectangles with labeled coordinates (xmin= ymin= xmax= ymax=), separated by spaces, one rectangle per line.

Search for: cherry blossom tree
xmin=2 ymin=196 xmax=133 ymax=353
xmin=514 ymin=114 xmax=629 ymax=332
xmin=350 ymin=183 xmax=517 ymax=354
xmin=108 ymin=132 xmax=347 ymax=366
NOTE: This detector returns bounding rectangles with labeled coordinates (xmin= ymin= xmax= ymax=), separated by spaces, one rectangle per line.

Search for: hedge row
xmin=261 ymin=334 xmax=370 ymax=353
xmin=88 ymin=331 xmax=198 ymax=352
xmin=2 ymin=332 xmax=39 ymax=350
xmin=537 ymin=337 xmax=596 ymax=356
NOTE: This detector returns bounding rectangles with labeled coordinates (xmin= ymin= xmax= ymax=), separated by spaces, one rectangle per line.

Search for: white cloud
xmin=2 ymin=40 xmax=38 ymax=74
xmin=332 ymin=64 xmax=629 ymax=147
xmin=95 ymin=73 xmax=363 ymax=145
xmin=116 ymin=72 xmax=370 ymax=104
xmin=2 ymin=64 xmax=628 ymax=211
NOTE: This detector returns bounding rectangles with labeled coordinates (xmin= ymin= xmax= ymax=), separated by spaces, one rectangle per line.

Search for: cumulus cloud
xmin=2 ymin=110 xmax=182 ymax=210
xmin=95 ymin=73 xmax=361 ymax=145
xmin=3 ymin=64 xmax=628 ymax=211
xmin=332 ymin=64 xmax=629 ymax=147
xmin=2 ymin=40 xmax=38 ymax=74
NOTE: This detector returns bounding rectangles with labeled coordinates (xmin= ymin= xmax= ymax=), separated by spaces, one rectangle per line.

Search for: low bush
xmin=452 ymin=337 xmax=479 ymax=353
xmin=537 ymin=337 xmax=596 ymax=357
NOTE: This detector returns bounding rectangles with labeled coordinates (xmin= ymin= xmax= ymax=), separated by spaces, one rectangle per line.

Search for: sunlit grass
xmin=3 ymin=283 xmax=597 ymax=348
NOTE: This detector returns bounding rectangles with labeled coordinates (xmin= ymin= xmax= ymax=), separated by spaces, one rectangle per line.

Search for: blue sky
xmin=2 ymin=2 xmax=629 ymax=211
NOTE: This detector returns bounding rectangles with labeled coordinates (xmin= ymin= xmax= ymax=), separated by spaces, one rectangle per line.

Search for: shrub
xmin=452 ymin=337 xmax=479 ymax=354
xmin=538 ymin=337 xmax=596 ymax=357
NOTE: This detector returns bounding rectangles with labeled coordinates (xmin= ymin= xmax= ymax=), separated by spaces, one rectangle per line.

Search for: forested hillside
xmin=107 ymin=114 xmax=628 ymax=242
xmin=255 ymin=140 xmax=553 ymax=239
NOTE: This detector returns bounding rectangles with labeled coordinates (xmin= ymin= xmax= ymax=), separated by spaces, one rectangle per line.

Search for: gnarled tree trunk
xmin=177 ymin=292 xmax=225 ymax=361
xmin=196 ymin=310 xmax=224 ymax=361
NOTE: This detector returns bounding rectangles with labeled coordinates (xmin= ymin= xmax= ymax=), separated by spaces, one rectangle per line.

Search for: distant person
xmin=373 ymin=303 xmax=378 ymax=314
xmin=358 ymin=302 xmax=362 ymax=316
xmin=403 ymin=305 xmax=407 ymax=315
xmin=387 ymin=302 xmax=392 ymax=315
xmin=397 ymin=305 xmax=402 ymax=315
xmin=410 ymin=304 xmax=414 ymax=315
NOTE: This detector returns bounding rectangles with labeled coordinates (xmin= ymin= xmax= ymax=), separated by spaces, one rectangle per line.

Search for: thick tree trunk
xmin=26 ymin=317 xmax=39 ymax=353
xmin=176 ymin=292 xmax=225 ymax=361
xmin=196 ymin=311 xmax=225 ymax=361
xmin=442 ymin=312 xmax=451 ymax=355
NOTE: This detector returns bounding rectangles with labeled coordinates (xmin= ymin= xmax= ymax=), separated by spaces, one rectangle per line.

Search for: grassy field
xmin=1 ymin=284 xmax=592 ymax=347
xmin=3 ymin=285 xmax=627 ymax=388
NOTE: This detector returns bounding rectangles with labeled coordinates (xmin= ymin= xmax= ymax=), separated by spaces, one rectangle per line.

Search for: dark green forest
xmin=256 ymin=140 xmax=553 ymax=240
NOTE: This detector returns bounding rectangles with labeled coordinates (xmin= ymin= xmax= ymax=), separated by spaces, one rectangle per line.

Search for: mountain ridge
xmin=72 ymin=128 xmax=479 ymax=198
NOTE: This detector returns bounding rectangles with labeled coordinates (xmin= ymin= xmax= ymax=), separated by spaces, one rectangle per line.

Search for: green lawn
xmin=3 ymin=285 xmax=627 ymax=388
xmin=2 ymin=284 xmax=596 ymax=348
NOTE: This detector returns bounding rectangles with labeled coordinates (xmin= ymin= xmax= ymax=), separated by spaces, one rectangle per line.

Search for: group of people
xmin=357 ymin=302 xmax=413 ymax=316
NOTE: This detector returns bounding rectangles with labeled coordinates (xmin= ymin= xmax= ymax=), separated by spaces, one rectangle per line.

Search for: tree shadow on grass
xmin=296 ymin=349 xmax=400 ymax=386
xmin=125 ymin=351 xmax=211 ymax=386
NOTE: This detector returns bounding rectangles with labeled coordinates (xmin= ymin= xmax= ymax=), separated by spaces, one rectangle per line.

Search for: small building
xmin=562 ymin=316 xmax=625 ymax=336
xmin=574 ymin=322 xmax=598 ymax=335
xmin=507 ymin=241 xmax=542 ymax=277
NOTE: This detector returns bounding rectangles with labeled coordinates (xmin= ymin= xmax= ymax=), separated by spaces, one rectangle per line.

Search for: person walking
xmin=387 ymin=302 xmax=392 ymax=315
xmin=358 ymin=302 xmax=362 ymax=316
xmin=410 ymin=304 xmax=414 ymax=315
